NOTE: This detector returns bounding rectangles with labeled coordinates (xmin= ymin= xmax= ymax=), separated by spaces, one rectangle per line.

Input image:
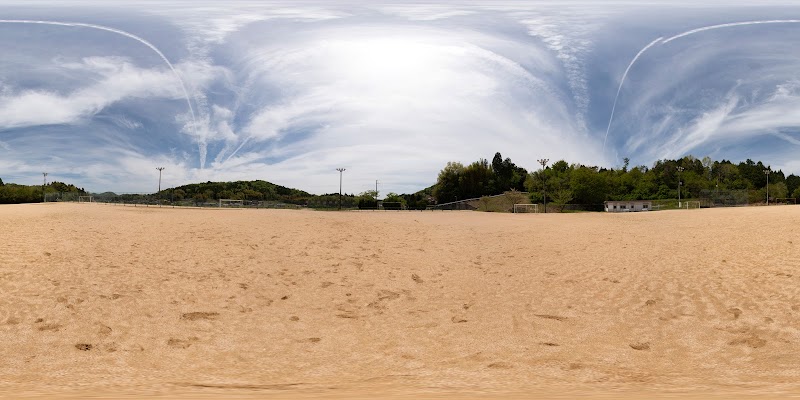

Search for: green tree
xmin=433 ymin=162 xmax=465 ymax=203
xmin=490 ymin=153 xmax=527 ymax=192
xmin=461 ymin=159 xmax=493 ymax=199
xmin=504 ymin=189 xmax=528 ymax=208
xmin=358 ymin=190 xmax=378 ymax=209
xmin=383 ymin=192 xmax=406 ymax=210
xmin=551 ymin=189 xmax=574 ymax=211
xmin=786 ymin=174 xmax=800 ymax=197
xmin=770 ymin=182 xmax=789 ymax=200
xmin=569 ymin=166 xmax=607 ymax=205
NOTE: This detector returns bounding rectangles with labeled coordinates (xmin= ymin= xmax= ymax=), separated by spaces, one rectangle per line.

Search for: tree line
xmin=0 ymin=179 xmax=87 ymax=204
xmin=3 ymin=153 xmax=797 ymax=209
xmin=428 ymin=153 xmax=800 ymax=208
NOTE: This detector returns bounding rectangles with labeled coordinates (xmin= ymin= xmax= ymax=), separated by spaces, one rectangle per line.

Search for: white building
xmin=604 ymin=200 xmax=652 ymax=212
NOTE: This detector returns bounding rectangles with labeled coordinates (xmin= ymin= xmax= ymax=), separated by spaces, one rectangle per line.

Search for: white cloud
xmin=6 ymin=1 xmax=800 ymax=194
xmin=208 ymin=24 xmax=603 ymax=193
xmin=0 ymin=57 xmax=185 ymax=129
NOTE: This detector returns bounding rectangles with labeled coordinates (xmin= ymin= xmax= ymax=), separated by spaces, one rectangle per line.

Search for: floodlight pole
xmin=537 ymin=159 xmax=549 ymax=213
xmin=765 ymin=168 xmax=770 ymax=205
xmin=156 ymin=167 xmax=165 ymax=192
xmin=677 ymin=166 xmax=684 ymax=208
xmin=42 ymin=172 xmax=48 ymax=203
xmin=336 ymin=168 xmax=346 ymax=210
xmin=376 ymin=179 xmax=379 ymax=209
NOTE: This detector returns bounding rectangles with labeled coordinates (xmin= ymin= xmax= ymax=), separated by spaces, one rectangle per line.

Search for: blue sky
xmin=1 ymin=1 xmax=800 ymax=195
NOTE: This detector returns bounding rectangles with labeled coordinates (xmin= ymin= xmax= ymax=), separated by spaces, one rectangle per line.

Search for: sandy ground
xmin=1 ymin=203 xmax=800 ymax=399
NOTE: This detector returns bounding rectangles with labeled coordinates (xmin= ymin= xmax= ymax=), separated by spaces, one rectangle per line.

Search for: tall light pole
xmin=336 ymin=168 xmax=346 ymax=210
xmin=537 ymin=159 xmax=549 ymax=213
xmin=375 ymin=179 xmax=380 ymax=210
xmin=42 ymin=172 xmax=48 ymax=203
xmin=765 ymin=168 xmax=771 ymax=205
xmin=156 ymin=167 xmax=165 ymax=193
xmin=677 ymin=166 xmax=684 ymax=208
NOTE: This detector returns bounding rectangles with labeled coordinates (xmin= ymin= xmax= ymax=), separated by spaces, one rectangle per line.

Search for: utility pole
xmin=42 ymin=172 xmax=48 ymax=203
xmin=375 ymin=179 xmax=379 ymax=210
xmin=336 ymin=168 xmax=346 ymax=210
xmin=537 ymin=159 xmax=549 ymax=213
xmin=765 ymin=168 xmax=771 ymax=205
xmin=677 ymin=166 xmax=684 ymax=208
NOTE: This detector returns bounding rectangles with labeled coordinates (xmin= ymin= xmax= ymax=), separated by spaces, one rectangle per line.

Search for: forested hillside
xmin=430 ymin=153 xmax=798 ymax=207
xmin=0 ymin=179 xmax=86 ymax=204
xmin=154 ymin=180 xmax=312 ymax=205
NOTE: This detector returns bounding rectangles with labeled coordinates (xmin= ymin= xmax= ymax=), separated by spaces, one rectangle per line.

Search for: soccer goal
xmin=513 ymin=203 xmax=539 ymax=213
xmin=78 ymin=196 xmax=93 ymax=203
xmin=684 ymin=201 xmax=701 ymax=209
xmin=219 ymin=199 xmax=244 ymax=208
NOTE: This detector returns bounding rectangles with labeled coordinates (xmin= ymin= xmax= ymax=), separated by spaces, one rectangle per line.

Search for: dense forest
xmin=0 ymin=179 xmax=86 ymax=204
xmin=428 ymin=152 xmax=799 ymax=209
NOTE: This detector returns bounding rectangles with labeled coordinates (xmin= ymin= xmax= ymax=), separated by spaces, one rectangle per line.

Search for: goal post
xmin=219 ymin=199 xmax=244 ymax=208
xmin=513 ymin=203 xmax=539 ymax=213
xmin=78 ymin=196 xmax=93 ymax=203
xmin=684 ymin=201 xmax=701 ymax=209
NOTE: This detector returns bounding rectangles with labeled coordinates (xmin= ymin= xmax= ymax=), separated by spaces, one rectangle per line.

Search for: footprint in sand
xmin=97 ymin=324 xmax=112 ymax=337
xmin=37 ymin=323 xmax=61 ymax=332
xmin=729 ymin=335 xmax=767 ymax=348
xmin=629 ymin=342 xmax=651 ymax=351
xmin=534 ymin=314 xmax=567 ymax=322
xmin=728 ymin=308 xmax=742 ymax=319
xmin=167 ymin=337 xmax=199 ymax=349
xmin=75 ymin=343 xmax=93 ymax=351
xmin=181 ymin=312 xmax=219 ymax=321
xmin=487 ymin=362 xmax=513 ymax=369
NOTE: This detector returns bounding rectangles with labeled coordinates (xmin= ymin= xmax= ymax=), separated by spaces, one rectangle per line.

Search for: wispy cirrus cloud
xmin=3 ymin=1 xmax=800 ymax=194
xmin=0 ymin=57 xmax=186 ymax=129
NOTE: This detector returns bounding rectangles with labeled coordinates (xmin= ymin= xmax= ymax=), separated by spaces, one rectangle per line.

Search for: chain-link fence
xmin=87 ymin=194 xmax=304 ymax=209
xmin=698 ymin=189 xmax=749 ymax=207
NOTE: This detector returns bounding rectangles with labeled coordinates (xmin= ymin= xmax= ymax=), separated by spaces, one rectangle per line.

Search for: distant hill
xmin=156 ymin=180 xmax=313 ymax=205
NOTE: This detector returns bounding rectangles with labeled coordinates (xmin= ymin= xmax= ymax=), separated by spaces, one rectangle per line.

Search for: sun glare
xmin=323 ymin=36 xmax=458 ymax=92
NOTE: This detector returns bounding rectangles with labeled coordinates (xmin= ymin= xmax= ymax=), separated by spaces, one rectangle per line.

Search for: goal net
xmin=684 ymin=201 xmax=701 ymax=209
xmin=513 ymin=203 xmax=539 ymax=213
xmin=219 ymin=199 xmax=244 ymax=208
xmin=78 ymin=196 xmax=93 ymax=203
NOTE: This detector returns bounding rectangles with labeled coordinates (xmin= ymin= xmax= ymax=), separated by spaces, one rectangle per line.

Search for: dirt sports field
xmin=1 ymin=203 xmax=799 ymax=399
